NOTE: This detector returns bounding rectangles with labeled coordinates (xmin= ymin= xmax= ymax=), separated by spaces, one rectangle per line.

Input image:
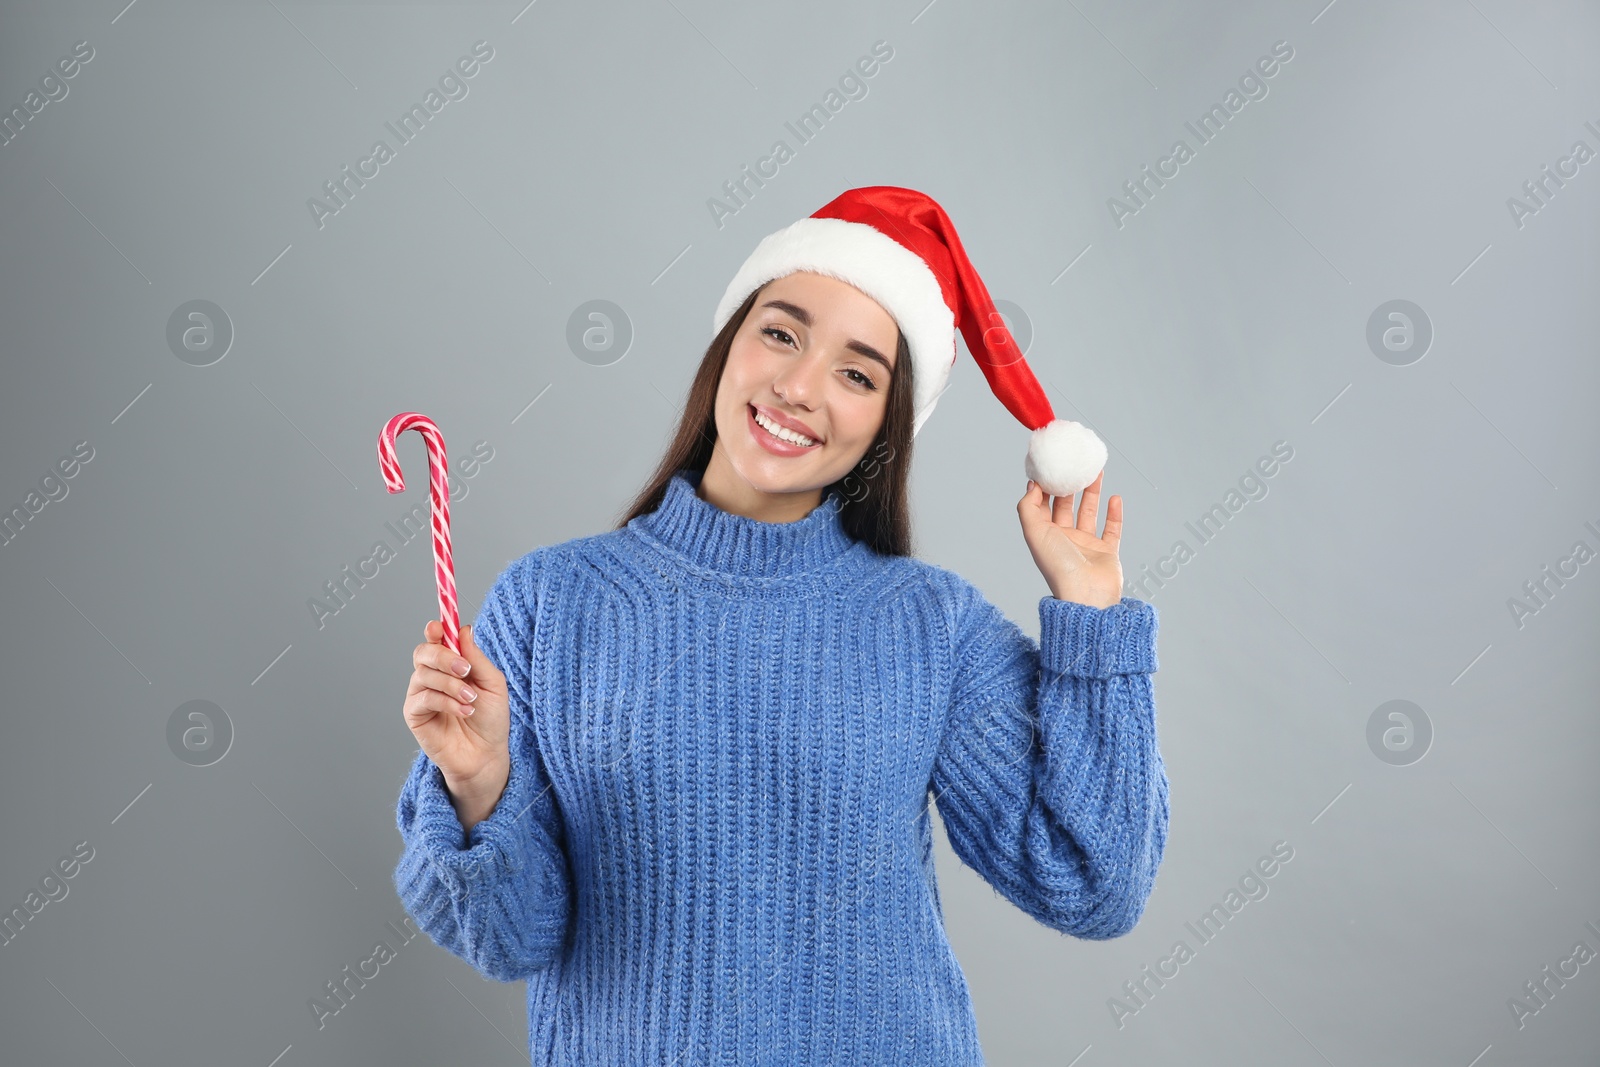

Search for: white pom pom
xmin=1024 ymin=419 xmax=1107 ymax=497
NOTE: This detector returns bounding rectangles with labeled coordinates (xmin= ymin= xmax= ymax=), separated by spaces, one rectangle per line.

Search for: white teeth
xmin=753 ymin=410 xmax=817 ymax=446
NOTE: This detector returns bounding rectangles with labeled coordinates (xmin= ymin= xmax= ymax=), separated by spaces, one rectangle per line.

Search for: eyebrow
xmin=760 ymin=300 xmax=895 ymax=376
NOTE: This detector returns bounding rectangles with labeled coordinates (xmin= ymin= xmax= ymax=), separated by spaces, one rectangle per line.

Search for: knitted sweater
xmin=393 ymin=466 xmax=1168 ymax=1065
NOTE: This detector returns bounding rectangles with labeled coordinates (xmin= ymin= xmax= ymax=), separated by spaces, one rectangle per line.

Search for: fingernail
xmin=454 ymin=658 xmax=470 ymax=676
xmin=460 ymin=685 xmax=477 ymax=702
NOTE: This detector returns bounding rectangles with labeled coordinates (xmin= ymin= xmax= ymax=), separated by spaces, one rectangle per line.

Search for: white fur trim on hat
xmin=1025 ymin=419 xmax=1108 ymax=498
xmin=713 ymin=217 xmax=956 ymax=435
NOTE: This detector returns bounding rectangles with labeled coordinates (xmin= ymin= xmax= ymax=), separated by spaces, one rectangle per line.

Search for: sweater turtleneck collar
xmin=630 ymin=467 xmax=860 ymax=580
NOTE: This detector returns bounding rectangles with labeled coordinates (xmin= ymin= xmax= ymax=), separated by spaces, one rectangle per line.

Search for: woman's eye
xmin=761 ymin=325 xmax=874 ymax=390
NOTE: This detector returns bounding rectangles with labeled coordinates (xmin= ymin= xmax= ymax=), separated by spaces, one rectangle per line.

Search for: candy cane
xmin=376 ymin=412 xmax=460 ymax=655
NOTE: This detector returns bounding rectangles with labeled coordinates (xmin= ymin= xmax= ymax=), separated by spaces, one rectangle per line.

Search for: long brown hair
xmin=613 ymin=281 xmax=917 ymax=558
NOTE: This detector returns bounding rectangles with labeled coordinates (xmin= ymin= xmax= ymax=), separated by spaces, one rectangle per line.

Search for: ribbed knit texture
xmin=393 ymin=467 xmax=1168 ymax=1065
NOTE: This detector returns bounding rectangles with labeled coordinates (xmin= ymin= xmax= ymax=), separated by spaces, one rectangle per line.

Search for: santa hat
xmin=713 ymin=185 xmax=1107 ymax=497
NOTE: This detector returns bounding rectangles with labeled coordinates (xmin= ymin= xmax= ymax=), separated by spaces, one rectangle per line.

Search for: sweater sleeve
xmin=929 ymin=573 xmax=1168 ymax=941
xmin=392 ymin=550 xmax=573 ymax=980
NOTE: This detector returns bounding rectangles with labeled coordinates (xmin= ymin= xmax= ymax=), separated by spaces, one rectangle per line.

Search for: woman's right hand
xmin=405 ymin=620 xmax=512 ymax=809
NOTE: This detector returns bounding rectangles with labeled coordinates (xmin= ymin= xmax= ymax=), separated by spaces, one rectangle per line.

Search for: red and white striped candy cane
xmin=376 ymin=412 xmax=460 ymax=655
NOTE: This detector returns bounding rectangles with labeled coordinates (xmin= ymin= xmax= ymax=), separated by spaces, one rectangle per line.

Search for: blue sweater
xmin=394 ymin=466 xmax=1168 ymax=1065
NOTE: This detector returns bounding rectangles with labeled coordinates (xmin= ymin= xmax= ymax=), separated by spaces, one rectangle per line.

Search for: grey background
xmin=2 ymin=0 xmax=1597 ymax=1064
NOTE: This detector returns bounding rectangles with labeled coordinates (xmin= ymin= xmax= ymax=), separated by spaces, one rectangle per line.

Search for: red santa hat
xmin=713 ymin=185 xmax=1107 ymax=497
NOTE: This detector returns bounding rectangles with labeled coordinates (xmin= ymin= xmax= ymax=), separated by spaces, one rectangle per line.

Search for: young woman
xmin=395 ymin=187 xmax=1168 ymax=1065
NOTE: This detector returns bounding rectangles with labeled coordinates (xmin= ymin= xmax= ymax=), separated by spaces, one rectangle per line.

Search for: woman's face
xmin=708 ymin=270 xmax=899 ymax=505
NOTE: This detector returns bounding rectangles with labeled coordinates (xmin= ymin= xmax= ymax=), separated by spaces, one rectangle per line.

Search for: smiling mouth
xmin=748 ymin=404 xmax=821 ymax=449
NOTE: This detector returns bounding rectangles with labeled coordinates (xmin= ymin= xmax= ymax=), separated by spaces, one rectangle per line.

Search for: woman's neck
xmin=697 ymin=449 xmax=825 ymax=524
xmin=628 ymin=467 xmax=857 ymax=581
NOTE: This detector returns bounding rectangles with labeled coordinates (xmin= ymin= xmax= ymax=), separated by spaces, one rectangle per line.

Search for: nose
xmin=771 ymin=351 xmax=826 ymax=408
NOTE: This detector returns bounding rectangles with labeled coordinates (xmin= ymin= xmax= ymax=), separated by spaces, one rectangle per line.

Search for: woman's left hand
xmin=1017 ymin=471 xmax=1125 ymax=609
